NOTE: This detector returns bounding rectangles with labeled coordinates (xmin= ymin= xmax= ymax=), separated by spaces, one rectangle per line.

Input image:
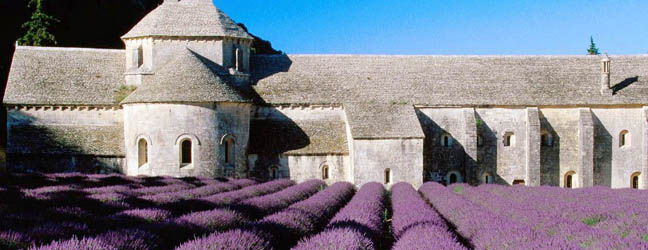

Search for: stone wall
xmin=592 ymin=108 xmax=643 ymax=188
xmin=123 ymin=103 xmax=250 ymax=178
xmin=539 ymin=108 xmax=580 ymax=186
xmin=475 ymin=108 xmax=528 ymax=185
xmin=352 ymin=138 xmax=423 ymax=188
xmin=287 ymin=155 xmax=350 ymax=185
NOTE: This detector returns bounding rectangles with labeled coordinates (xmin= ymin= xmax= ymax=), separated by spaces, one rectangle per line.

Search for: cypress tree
xmin=18 ymin=0 xmax=58 ymax=46
xmin=587 ymin=36 xmax=600 ymax=55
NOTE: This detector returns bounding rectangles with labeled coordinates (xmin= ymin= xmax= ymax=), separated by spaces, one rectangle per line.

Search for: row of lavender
xmin=1 ymin=173 xmax=326 ymax=249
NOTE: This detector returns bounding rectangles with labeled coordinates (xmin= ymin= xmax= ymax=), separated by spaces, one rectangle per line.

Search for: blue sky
xmin=213 ymin=0 xmax=648 ymax=55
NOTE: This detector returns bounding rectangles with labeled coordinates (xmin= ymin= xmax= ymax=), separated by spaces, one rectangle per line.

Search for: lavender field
xmin=0 ymin=173 xmax=647 ymax=250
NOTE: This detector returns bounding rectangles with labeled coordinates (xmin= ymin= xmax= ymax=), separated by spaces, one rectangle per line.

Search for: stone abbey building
xmin=4 ymin=0 xmax=648 ymax=189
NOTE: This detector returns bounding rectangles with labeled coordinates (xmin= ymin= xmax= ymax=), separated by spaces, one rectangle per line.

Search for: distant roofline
xmin=15 ymin=45 xmax=124 ymax=53
xmin=120 ymin=35 xmax=254 ymax=40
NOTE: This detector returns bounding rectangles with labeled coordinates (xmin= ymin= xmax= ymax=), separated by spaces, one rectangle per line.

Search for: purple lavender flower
xmin=237 ymin=179 xmax=325 ymax=219
xmin=94 ymin=229 xmax=160 ymax=250
xmin=174 ymin=208 xmax=249 ymax=232
xmin=292 ymin=227 xmax=373 ymax=250
xmin=114 ymin=208 xmax=172 ymax=223
xmin=174 ymin=229 xmax=272 ymax=250
xmin=29 ymin=236 xmax=116 ymax=250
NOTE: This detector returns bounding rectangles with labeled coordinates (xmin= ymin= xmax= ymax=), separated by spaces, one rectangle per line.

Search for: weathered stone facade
xmin=3 ymin=0 xmax=648 ymax=189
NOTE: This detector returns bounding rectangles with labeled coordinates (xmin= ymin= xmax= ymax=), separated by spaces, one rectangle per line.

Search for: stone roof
xmin=122 ymin=0 xmax=252 ymax=40
xmin=4 ymin=46 xmax=125 ymax=106
xmin=252 ymin=55 xmax=648 ymax=106
xmin=121 ymin=48 xmax=252 ymax=104
xmin=345 ymin=103 xmax=425 ymax=139
xmin=7 ymin=125 xmax=124 ymax=156
xmin=248 ymin=118 xmax=348 ymax=155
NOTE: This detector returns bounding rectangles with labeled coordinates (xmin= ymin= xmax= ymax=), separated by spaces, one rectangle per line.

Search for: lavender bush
xmin=30 ymin=236 xmax=116 ymax=250
xmin=293 ymin=182 xmax=385 ymax=250
xmin=390 ymin=182 xmax=466 ymax=250
xmin=174 ymin=229 xmax=272 ymax=250
xmin=236 ymin=179 xmax=326 ymax=219
xmin=174 ymin=208 xmax=249 ymax=233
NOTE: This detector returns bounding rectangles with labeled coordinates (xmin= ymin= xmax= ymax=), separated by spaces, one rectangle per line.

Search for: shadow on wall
xmin=592 ymin=114 xmax=612 ymax=186
xmin=247 ymin=110 xmax=309 ymax=180
xmin=416 ymin=110 xmax=471 ymax=185
xmin=539 ymin=111 xmax=561 ymax=186
xmin=475 ymin=113 xmax=508 ymax=185
xmin=612 ymin=76 xmax=639 ymax=95
xmin=7 ymin=111 xmax=122 ymax=174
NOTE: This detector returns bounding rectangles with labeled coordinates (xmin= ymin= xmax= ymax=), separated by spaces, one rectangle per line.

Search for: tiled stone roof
xmin=122 ymin=0 xmax=252 ymax=40
xmin=344 ymin=103 xmax=425 ymax=139
xmin=252 ymin=54 xmax=648 ymax=106
xmin=121 ymin=48 xmax=252 ymax=104
xmin=248 ymin=118 xmax=348 ymax=155
xmin=4 ymin=46 xmax=125 ymax=106
xmin=7 ymin=125 xmax=124 ymax=156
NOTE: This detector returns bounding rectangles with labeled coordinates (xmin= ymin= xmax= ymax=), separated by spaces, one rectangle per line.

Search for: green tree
xmin=18 ymin=0 xmax=58 ymax=46
xmin=587 ymin=36 xmax=600 ymax=55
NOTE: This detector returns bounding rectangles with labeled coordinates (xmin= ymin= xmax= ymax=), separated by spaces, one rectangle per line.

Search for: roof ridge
xmin=267 ymin=54 xmax=648 ymax=58
xmin=15 ymin=46 xmax=124 ymax=53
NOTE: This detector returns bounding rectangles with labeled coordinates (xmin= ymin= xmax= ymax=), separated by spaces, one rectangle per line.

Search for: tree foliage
xmin=587 ymin=36 xmax=600 ymax=55
xmin=18 ymin=0 xmax=59 ymax=46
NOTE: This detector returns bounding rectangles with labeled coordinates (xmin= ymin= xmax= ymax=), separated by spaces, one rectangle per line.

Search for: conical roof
xmin=122 ymin=0 xmax=252 ymax=39
xmin=121 ymin=48 xmax=251 ymax=104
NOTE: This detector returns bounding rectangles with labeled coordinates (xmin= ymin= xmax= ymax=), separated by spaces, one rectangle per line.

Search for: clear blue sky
xmin=213 ymin=0 xmax=648 ymax=55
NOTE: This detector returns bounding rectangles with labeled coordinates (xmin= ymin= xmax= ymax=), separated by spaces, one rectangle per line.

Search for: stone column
xmin=525 ymin=107 xmax=541 ymax=186
xmin=578 ymin=108 xmax=595 ymax=188
xmin=642 ymin=106 xmax=648 ymax=189
xmin=463 ymin=108 xmax=478 ymax=184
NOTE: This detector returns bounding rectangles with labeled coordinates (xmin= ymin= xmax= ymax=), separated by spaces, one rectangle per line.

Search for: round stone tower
xmin=120 ymin=0 xmax=254 ymax=178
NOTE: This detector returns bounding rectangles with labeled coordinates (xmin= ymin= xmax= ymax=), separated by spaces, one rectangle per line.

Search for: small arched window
xmin=564 ymin=171 xmax=576 ymax=188
xmin=541 ymin=132 xmax=553 ymax=147
xmin=384 ymin=168 xmax=391 ymax=184
xmin=180 ymin=139 xmax=192 ymax=165
xmin=269 ymin=165 xmax=279 ymax=179
xmin=441 ymin=133 xmax=453 ymax=148
xmin=449 ymin=173 xmax=458 ymax=184
xmin=631 ymin=172 xmax=640 ymax=189
xmin=322 ymin=165 xmax=329 ymax=180
xmin=138 ymin=138 xmax=148 ymax=167
xmin=619 ymin=130 xmax=630 ymax=148
xmin=483 ymin=173 xmax=491 ymax=184
xmin=224 ymin=138 xmax=235 ymax=164
xmin=504 ymin=132 xmax=515 ymax=147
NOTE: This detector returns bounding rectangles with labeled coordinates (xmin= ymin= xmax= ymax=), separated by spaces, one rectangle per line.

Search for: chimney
xmin=600 ymin=54 xmax=612 ymax=95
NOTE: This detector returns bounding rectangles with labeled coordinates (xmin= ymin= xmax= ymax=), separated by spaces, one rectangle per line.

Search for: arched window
xmin=449 ymin=173 xmax=457 ymax=184
xmin=180 ymin=139 xmax=192 ymax=165
xmin=224 ymin=138 xmax=235 ymax=164
xmin=269 ymin=165 xmax=279 ymax=179
xmin=138 ymin=138 xmax=148 ymax=167
xmin=619 ymin=130 xmax=630 ymax=147
xmin=441 ymin=133 xmax=453 ymax=148
xmin=564 ymin=171 xmax=576 ymax=188
xmin=384 ymin=168 xmax=391 ymax=184
xmin=504 ymin=132 xmax=515 ymax=147
xmin=631 ymin=172 xmax=641 ymax=189
xmin=541 ymin=131 xmax=553 ymax=147
xmin=483 ymin=173 xmax=491 ymax=184
xmin=322 ymin=165 xmax=329 ymax=180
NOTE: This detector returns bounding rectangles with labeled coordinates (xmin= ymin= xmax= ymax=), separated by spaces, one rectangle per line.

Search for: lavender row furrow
xmin=390 ymin=182 xmax=466 ymax=250
xmin=292 ymin=182 xmax=385 ymax=250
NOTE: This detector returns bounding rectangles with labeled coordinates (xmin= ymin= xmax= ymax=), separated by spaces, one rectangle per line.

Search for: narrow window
xmin=224 ymin=138 xmax=235 ymax=164
xmin=564 ymin=171 xmax=576 ymax=188
xmin=449 ymin=173 xmax=457 ymax=184
xmin=441 ymin=133 xmax=452 ymax=148
xmin=138 ymin=138 xmax=148 ymax=167
xmin=322 ymin=165 xmax=329 ymax=180
xmin=541 ymin=132 xmax=553 ymax=147
xmin=137 ymin=46 xmax=143 ymax=68
xmin=181 ymin=140 xmax=192 ymax=165
xmin=619 ymin=130 xmax=629 ymax=147
xmin=384 ymin=168 xmax=391 ymax=184
xmin=270 ymin=166 xmax=278 ymax=179
xmin=504 ymin=132 xmax=514 ymax=147
xmin=483 ymin=174 xmax=491 ymax=184
xmin=477 ymin=135 xmax=484 ymax=147
xmin=631 ymin=172 xmax=640 ymax=189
